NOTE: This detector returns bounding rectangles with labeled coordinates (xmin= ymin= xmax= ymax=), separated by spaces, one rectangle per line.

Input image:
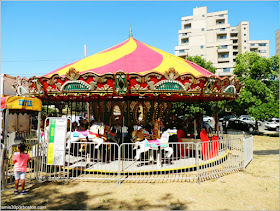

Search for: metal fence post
xmin=117 ymin=144 xmax=121 ymax=186
xmin=195 ymin=143 xmax=200 ymax=184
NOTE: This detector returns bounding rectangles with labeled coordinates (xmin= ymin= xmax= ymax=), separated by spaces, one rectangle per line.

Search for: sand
xmin=1 ymin=135 xmax=279 ymax=210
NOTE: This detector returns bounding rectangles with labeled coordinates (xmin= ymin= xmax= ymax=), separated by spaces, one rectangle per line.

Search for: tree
xmin=230 ymin=52 xmax=279 ymax=120
xmin=186 ymin=55 xmax=216 ymax=74
xmin=170 ymin=55 xmax=218 ymax=119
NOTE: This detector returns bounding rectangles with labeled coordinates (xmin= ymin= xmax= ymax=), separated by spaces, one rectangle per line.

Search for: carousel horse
xmin=132 ymin=119 xmax=173 ymax=165
xmin=132 ymin=118 xmax=164 ymax=142
xmin=69 ymin=122 xmax=112 ymax=152
xmin=133 ymin=129 xmax=173 ymax=162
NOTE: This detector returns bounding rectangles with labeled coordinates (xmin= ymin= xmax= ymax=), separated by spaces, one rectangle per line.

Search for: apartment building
xmin=175 ymin=7 xmax=270 ymax=77
xmin=276 ymin=29 xmax=280 ymax=55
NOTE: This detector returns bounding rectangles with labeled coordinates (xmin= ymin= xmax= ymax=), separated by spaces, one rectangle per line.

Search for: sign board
xmin=5 ymin=96 xmax=42 ymax=111
xmin=46 ymin=118 xmax=68 ymax=166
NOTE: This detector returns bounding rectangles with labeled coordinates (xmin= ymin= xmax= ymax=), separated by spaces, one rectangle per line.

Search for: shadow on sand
xmin=1 ymin=181 xmax=189 ymax=210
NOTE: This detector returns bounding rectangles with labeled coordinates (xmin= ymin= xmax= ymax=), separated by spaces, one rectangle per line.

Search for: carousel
xmin=12 ymin=35 xmax=243 ymax=175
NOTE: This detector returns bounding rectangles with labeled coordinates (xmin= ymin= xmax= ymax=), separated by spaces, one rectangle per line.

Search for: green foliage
xmin=171 ymin=53 xmax=279 ymax=121
xmin=186 ymin=55 xmax=216 ymax=74
xmin=232 ymin=53 xmax=279 ymax=120
xmin=42 ymin=106 xmax=58 ymax=119
xmin=170 ymin=55 xmax=218 ymax=118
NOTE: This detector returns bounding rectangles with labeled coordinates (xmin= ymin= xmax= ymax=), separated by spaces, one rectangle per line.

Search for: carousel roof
xmin=45 ymin=37 xmax=214 ymax=78
xmin=14 ymin=37 xmax=242 ymax=102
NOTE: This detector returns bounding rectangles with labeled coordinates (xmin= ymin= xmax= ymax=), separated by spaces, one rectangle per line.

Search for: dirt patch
xmin=1 ymin=136 xmax=279 ymax=210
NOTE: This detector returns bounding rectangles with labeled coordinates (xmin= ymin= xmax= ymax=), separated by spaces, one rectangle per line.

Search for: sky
xmin=1 ymin=1 xmax=279 ymax=77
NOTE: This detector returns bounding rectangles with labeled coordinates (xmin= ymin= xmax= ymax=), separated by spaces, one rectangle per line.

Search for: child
xmin=13 ymin=142 xmax=30 ymax=195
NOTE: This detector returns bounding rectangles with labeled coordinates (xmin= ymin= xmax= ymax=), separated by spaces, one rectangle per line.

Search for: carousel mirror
xmin=112 ymin=103 xmax=123 ymax=125
xmin=133 ymin=102 xmax=147 ymax=125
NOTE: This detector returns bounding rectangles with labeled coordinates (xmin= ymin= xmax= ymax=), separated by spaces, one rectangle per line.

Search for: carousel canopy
xmin=14 ymin=37 xmax=242 ymax=102
xmin=45 ymin=37 xmax=214 ymax=78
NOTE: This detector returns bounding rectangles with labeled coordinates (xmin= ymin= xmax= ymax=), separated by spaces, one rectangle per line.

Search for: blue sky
xmin=1 ymin=1 xmax=279 ymax=77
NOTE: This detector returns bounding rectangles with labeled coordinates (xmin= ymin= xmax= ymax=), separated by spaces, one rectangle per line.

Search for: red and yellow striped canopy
xmin=45 ymin=37 xmax=214 ymax=77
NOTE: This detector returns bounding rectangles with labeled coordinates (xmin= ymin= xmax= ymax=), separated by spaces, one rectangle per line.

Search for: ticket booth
xmin=1 ymin=96 xmax=42 ymax=149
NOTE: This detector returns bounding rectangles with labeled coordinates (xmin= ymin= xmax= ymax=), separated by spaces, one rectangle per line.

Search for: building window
xmin=259 ymin=43 xmax=266 ymax=46
xmin=219 ymin=14 xmax=224 ymax=17
xmin=220 ymin=28 xmax=226 ymax=31
xmin=218 ymin=35 xmax=227 ymax=39
xmin=202 ymin=14 xmax=205 ymax=17
xmin=244 ymin=47 xmax=246 ymax=49
xmin=202 ymin=28 xmax=204 ymax=31
xmin=217 ymin=21 xmax=225 ymax=24
xmin=182 ymin=39 xmax=189 ymax=44
xmin=223 ymin=68 xmax=230 ymax=72
xmin=179 ymin=50 xmax=185 ymax=53
xmin=183 ymin=33 xmax=188 ymax=36
xmin=201 ymin=54 xmax=205 ymax=57
xmin=220 ymin=45 xmax=227 ymax=49
xmin=244 ymin=34 xmax=246 ymax=36
xmin=251 ymin=44 xmax=255 ymax=46
xmin=219 ymin=53 xmax=229 ymax=58
xmin=184 ymin=24 xmax=191 ymax=29
xmin=258 ymin=50 xmax=266 ymax=53
xmin=244 ymin=40 xmax=247 ymax=42
xmin=244 ymin=27 xmax=246 ymax=30
xmin=201 ymin=45 xmax=204 ymax=49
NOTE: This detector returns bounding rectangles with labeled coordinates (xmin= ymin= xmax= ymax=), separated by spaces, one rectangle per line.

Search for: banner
xmin=47 ymin=118 xmax=67 ymax=166
xmin=5 ymin=96 xmax=42 ymax=111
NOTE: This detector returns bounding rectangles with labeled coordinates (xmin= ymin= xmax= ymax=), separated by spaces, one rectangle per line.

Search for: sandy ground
xmin=1 ymin=135 xmax=279 ymax=210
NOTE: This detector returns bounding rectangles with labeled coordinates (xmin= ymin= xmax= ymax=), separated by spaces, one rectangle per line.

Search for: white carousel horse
xmin=133 ymin=130 xmax=173 ymax=166
xmin=69 ymin=123 xmax=109 ymax=151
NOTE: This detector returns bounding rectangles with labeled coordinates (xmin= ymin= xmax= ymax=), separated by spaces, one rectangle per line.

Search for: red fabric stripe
xmin=185 ymin=60 xmax=216 ymax=77
xmin=80 ymin=39 xmax=163 ymax=74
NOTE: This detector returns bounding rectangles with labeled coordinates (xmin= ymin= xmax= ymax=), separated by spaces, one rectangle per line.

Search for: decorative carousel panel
xmin=133 ymin=102 xmax=147 ymax=125
xmin=111 ymin=102 xmax=123 ymax=125
xmin=115 ymin=72 xmax=128 ymax=95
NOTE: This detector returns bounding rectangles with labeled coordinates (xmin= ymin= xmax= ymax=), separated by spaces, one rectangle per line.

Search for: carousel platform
xmin=63 ymin=149 xmax=229 ymax=174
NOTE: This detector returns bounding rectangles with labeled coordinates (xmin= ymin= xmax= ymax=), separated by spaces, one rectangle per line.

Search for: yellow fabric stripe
xmin=54 ymin=38 xmax=137 ymax=76
xmin=141 ymin=43 xmax=202 ymax=76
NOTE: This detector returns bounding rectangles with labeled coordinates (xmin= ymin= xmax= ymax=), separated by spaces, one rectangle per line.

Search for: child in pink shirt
xmin=13 ymin=142 xmax=30 ymax=195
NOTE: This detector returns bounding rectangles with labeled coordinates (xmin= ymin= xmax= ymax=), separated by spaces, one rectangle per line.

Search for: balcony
xmin=219 ymin=71 xmax=233 ymax=77
xmin=217 ymin=48 xmax=229 ymax=53
xmin=176 ymin=51 xmax=188 ymax=57
xmin=181 ymin=41 xmax=189 ymax=45
xmin=183 ymin=19 xmax=192 ymax=24
xmin=232 ymin=40 xmax=238 ymax=45
xmin=217 ymin=34 xmax=227 ymax=41
xmin=181 ymin=33 xmax=190 ymax=38
xmin=216 ymin=30 xmax=227 ymax=35
xmin=218 ymin=57 xmax=230 ymax=61
xmin=216 ymin=19 xmax=225 ymax=25
xmin=184 ymin=24 xmax=191 ymax=30
xmin=250 ymin=45 xmax=258 ymax=49
xmin=230 ymin=36 xmax=238 ymax=40
xmin=218 ymin=53 xmax=230 ymax=62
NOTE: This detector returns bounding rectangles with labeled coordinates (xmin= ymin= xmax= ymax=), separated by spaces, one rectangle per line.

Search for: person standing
xmin=13 ymin=142 xmax=30 ymax=195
